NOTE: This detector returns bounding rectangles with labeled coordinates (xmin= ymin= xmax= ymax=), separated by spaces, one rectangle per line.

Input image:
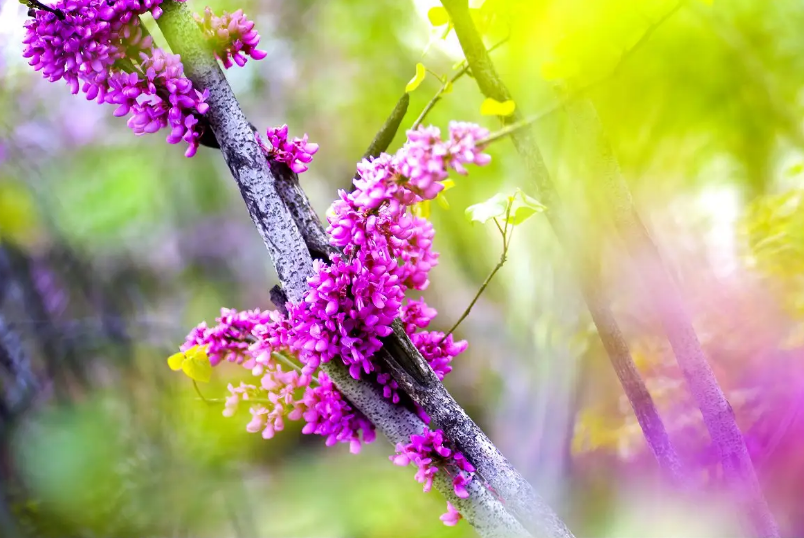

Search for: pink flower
xmin=440 ymin=502 xmax=463 ymax=526
xmin=195 ymin=7 xmax=268 ymax=70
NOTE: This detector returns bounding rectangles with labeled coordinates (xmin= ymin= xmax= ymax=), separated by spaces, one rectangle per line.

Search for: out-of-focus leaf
xmin=0 ymin=180 xmax=40 ymax=243
xmin=507 ymin=189 xmax=546 ymax=225
xmin=465 ymin=193 xmax=509 ymax=224
xmin=427 ymin=7 xmax=450 ymax=26
xmin=480 ymin=97 xmax=516 ymax=116
xmin=406 ymin=63 xmax=426 ymax=93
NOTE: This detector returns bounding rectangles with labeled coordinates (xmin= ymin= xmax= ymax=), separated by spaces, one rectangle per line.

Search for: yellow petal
xmin=441 ymin=179 xmax=456 ymax=192
xmin=437 ymin=195 xmax=450 ymax=210
xmin=406 ymin=63 xmax=427 ymax=93
xmin=480 ymin=98 xmax=516 ymax=117
xmin=167 ymin=351 xmax=186 ymax=371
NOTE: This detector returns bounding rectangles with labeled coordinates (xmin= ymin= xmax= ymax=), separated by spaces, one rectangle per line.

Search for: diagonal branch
xmin=155 ymin=2 xmax=538 ymax=536
xmin=266 ymin=104 xmax=571 ymax=538
xmin=440 ymin=0 xmax=690 ymax=491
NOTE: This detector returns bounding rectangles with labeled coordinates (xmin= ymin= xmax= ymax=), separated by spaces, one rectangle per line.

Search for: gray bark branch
xmin=155 ymin=3 xmax=535 ymax=535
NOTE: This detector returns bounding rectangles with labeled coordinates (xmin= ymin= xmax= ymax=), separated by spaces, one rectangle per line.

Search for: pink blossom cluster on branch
xmin=21 ymin=0 xmax=266 ymax=157
xmin=180 ymin=123 xmax=490 ymax=524
xmin=20 ymin=0 xmax=489 ymax=527
xmin=194 ymin=7 xmax=267 ymax=69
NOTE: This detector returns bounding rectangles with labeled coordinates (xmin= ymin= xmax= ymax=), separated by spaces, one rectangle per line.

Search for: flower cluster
xmin=390 ymin=429 xmax=476 ymax=498
xmin=258 ymin=125 xmax=320 ymax=174
xmin=21 ymin=0 xmax=267 ymax=157
xmin=195 ymin=7 xmax=267 ymax=69
xmin=175 ymin=122 xmax=491 ymax=525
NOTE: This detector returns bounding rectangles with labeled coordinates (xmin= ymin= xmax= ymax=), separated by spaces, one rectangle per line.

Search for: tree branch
xmin=561 ymin=67 xmax=780 ymax=538
xmin=155 ymin=2 xmax=534 ymax=535
xmin=260 ymin=98 xmax=572 ymax=538
xmin=440 ymin=0 xmax=690 ymax=491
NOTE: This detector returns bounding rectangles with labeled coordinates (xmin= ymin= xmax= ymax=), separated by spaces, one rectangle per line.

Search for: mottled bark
xmin=440 ymin=0 xmax=688 ymax=489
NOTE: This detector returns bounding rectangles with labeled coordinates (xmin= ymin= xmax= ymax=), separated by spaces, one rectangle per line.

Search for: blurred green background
xmin=2 ymin=0 xmax=804 ymax=536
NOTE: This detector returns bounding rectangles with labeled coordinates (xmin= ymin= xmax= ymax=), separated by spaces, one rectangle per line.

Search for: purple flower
xmin=390 ymin=427 xmax=474 ymax=498
xmin=258 ymin=124 xmax=320 ymax=174
xmin=22 ymin=0 xmax=208 ymax=157
xmin=440 ymin=502 xmax=462 ymax=526
xmin=195 ymin=7 xmax=268 ymax=70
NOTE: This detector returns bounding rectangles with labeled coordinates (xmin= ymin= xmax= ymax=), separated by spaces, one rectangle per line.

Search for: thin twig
xmin=193 ymin=380 xmax=213 ymax=405
xmin=442 ymin=202 xmax=512 ymax=342
xmin=411 ymin=37 xmax=509 ymax=130
xmin=24 ymin=0 xmax=64 ymax=19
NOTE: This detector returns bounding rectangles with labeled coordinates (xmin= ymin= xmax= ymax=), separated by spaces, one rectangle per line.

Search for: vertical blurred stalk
xmin=440 ymin=0 xmax=688 ymax=488
xmin=559 ymin=93 xmax=779 ymax=538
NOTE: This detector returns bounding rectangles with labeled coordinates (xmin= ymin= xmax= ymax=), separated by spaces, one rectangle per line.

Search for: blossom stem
xmin=23 ymin=0 xmax=64 ymax=19
xmin=193 ymin=380 xmax=213 ymax=405
xmin=441 ymin=203 xmax=512 ymax=343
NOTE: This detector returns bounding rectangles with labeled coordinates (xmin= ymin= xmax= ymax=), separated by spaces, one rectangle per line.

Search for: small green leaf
xmin=427 ymin=6 xmax=450 ymax=26
xmin=406 ymin=62 xmax=427 ymax=93
xmin=442 ymin=80 xmax=454 ymax=94
xmin=507 ymin=189 xmax=546 ymax=225
xmin=480 ymin=97 xmax=516 ymax=116
xmin=465 ymin=193 xmax=509 ymax=224
xmin=436 ymin=179 xmax=455 ymax=210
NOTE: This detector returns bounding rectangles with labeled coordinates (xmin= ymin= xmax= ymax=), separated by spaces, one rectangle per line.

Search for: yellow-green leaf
xmin=466 ymin=193 xmax=509 ymax=224
xmin=480 ymin=98 xmax=516 ymax=117
xmin=427 ymin=6 xmax=450 ymax=26
xmin=406 ymin=63 xmax=427 ymax=93
xmin=442 ymin=80 xmax=454 ymax=94
xmin=507 ymin=189 xmax=547 ymax=225
xmin=412 ymin=200 xmax=431 ymax=219
xmin=182 ymin=352 xmax=212 ymax=383
xmin=167 ymin=345 xmax=212 ymax=382
xmin=435 ymin=180 xmax=455 ymax=210
xmin=167 ymin=351 xmax=185 ymax=371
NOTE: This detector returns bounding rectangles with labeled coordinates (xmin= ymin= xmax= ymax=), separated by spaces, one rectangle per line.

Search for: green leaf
xmin=480 ymin=97 xmax=516 ymax=116
xmin=465 ymin=193 xmax=509 ymax=224
xmin=507 ymin=189 xmax=547 ymax=225
xmin=406 ymin=63 xmax=427 ymax=93
xmin=427 ymin=6 xmax=450 ymax=26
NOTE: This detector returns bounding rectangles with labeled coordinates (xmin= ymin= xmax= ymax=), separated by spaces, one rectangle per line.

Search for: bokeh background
xmin=2 ymin=0 xmax=804 ymax=536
